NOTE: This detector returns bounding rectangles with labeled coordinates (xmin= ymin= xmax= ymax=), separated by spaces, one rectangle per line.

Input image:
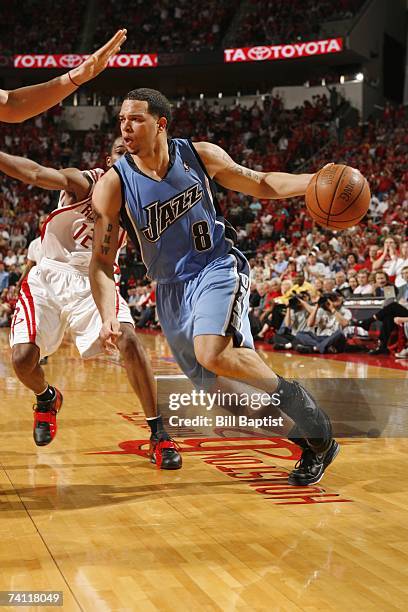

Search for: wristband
xmin=68 ymin=71 xmax=80 ymax=87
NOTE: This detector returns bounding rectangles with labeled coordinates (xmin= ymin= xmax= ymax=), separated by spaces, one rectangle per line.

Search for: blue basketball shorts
xmin=156 ymin=248 xmax=254 ymax=386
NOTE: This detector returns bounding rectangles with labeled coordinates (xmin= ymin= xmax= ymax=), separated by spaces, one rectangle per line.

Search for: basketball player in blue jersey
xmin=90 ymin=88 xmax=339 ymax=486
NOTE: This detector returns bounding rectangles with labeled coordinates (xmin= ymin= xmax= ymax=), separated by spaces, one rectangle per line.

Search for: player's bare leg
xmin=117 ymin=323 xmax=182 ymax=470
xmin=117 ymin=323 xmax=156 ymax=418
xmin=12 ymin=343 xmax=46 ymax=394
xmin=194 ymin=335 xmax=280 ymax=391
xmin=11 ymin=343 xmax=63 ymax=446
xmin=194 ymin=334 xmax=339 ymax=485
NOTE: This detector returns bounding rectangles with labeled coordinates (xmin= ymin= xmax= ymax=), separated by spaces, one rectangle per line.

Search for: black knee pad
xmin=277 ymin=376 xmax=332 ymax=451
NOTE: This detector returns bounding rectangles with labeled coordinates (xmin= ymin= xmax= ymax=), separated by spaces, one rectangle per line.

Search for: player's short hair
xmin=124 ymin=88 xmax=172 ymax=125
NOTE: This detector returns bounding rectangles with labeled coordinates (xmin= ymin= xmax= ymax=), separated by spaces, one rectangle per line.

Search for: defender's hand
xmin=70 ymin=29 xmax=127 ymax=85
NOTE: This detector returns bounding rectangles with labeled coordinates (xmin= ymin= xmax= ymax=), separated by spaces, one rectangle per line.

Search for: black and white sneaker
xmin=149 ymin=432 xmax=182 ymax=470
xmin=288 ymin=440 xmax=340 ymax=486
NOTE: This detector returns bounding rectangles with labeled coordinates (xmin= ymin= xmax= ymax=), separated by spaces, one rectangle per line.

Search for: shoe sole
xmin=288 ymin=441 xmax=340 ymax=486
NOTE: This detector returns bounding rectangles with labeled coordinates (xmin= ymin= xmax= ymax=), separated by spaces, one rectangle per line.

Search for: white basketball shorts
xmin=10 ymin=258 xmax=134 ymax=358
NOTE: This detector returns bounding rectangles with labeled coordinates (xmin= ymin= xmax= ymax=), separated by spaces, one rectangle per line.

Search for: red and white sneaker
xmin=33 ymin=387 xmax=63 ymax=446
xmin=149 ymin=433 xmax=182 ymax=470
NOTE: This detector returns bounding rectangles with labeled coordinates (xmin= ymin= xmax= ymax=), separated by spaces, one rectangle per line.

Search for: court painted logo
xmin=89 ymin=414 xmax=352 ymax=506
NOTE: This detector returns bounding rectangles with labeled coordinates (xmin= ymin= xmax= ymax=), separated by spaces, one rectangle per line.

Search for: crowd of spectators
xmin=172 ymin=93 xmax=340 ymax=175
xmin=0 ymin=0 xmax=366 ymax=57
xmin=231 ymin=0 xmax=366 ymax=47
xmin=93 ymin=0 xmax=236 ymax=53
xmin=92 ymin=0 xmax=365 ymax=52
xmin=232 ymin=101 xmax=407 ymax=357
xmin=0 ymin=96 xmax=407 ymax=358
xmin=0 ymin=0 xmax=85 ymax=54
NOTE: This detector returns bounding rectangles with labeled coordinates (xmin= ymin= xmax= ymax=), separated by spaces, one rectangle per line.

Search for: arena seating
xmin=230 ymin=0 xmax=367 ymax=46
xmin=92 ymin=0 xmax=236 ymax=52
xmin=0 ymin=98 xmax=407 ymax=350
xmin=0 ymin=0 xmax=86 ymax=54
xmin=0 ymin=0 xmax=366 ymax=56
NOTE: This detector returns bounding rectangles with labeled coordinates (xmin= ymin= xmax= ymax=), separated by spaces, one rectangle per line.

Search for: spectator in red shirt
xmin=372 ymin=237 xmax=399 ymax=281
xmin=136 ymin=283 xmax=157 ymax=329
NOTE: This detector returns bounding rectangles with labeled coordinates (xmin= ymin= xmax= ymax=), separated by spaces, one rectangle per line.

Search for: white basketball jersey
xmin=27 ymin=236 xmax=43 ymax=265
xmin=41 ymin=168 xmax=126 ymax=272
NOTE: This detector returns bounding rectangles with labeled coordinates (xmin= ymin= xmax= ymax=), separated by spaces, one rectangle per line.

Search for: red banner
xmin=224 ymin=38 xmax=343 ymax=63
xmin=13 ymin=53 xmax=158 ymax=69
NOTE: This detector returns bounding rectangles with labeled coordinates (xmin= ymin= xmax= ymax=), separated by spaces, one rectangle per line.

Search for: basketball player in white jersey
xmin=16 ymin=215 xmax=47 ymax=294
xmin=0 ymin=30 xmax=126 ymax=123
xmin=16 ymin=215 xmax=48 ymax=364
xmin=0 ymin=140 xmax=181 ymax=469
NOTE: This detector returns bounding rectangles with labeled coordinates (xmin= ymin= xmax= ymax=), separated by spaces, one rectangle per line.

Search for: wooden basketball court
xmin=1 ymin=328 xmax=407 ymax=611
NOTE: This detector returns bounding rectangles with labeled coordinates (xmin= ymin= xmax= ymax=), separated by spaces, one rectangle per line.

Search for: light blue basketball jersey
xmin=113 ymin=139 xmax=233 ymax=283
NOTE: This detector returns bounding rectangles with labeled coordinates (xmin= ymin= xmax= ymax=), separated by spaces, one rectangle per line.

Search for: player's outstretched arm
xmin=0 ymin=151 xmax=90 ymax=200
xmin=90 ymin=169 xmax=122 ymax=352
xmin=0 ymin=29 xmax=126 ymax=123
xmin=193 ymin=141 xmax=313 ymax=199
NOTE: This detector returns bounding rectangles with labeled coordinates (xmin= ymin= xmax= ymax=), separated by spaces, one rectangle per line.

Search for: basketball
xmin=305 ymin=164 xmax=370 ymax=229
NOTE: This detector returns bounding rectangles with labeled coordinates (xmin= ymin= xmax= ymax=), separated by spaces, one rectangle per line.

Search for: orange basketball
xmin=305 ymin=164 xmax=370 ymax=230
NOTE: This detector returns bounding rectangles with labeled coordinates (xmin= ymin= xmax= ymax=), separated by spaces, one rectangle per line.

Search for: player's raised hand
xmin=100 ymin=318 xmax=122 ymax=354
xmin=70 ymin=29 xmax=127 ymax=85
